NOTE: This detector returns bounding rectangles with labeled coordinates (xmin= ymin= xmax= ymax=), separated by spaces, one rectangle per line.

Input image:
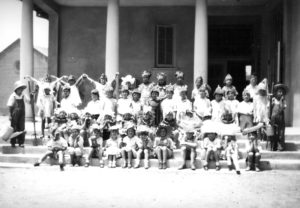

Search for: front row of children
xmin=33 ymin=119 xmax=261 ymax=174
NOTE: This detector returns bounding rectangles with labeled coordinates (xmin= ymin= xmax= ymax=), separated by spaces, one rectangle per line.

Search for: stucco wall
xmin=59 ymin=6 xmax=195 ymax=90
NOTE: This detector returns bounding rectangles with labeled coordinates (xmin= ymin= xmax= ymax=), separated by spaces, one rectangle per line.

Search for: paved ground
xmin=1 ymin=166 xmax=300 ymax=208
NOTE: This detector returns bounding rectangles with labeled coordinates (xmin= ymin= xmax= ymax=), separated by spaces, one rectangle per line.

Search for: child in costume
xmin=34 ymin=129 xmax=68 ymax=171
xmin=237 ymin=90 xmax=254 ymax=131
xmin=117 ymin=85 xmax=132 ymax=117
xmin=136 ymin=125 xmax=153 ymax=169
xmin=59 ymin=75 xmax=83 ymax=108
xmin=85 ymin=124 xmax=104 ymax=168
xmin=97 ymin=110 xmax=116 ymax=141
xmin=211 ymin=85 xmax=225 ymax=122
xmin=102 ymin=86 xmax=117 ymax=114
xmin=245 ymin=74 xmax=258 ymax=99
xmin=59 ymin=85 xmax=79 ymax=114
xmin=121 ymin=124 xmax=142 ymax=168
xmin=270 ymin=83 xmax=288 ymax=151
xmin=130 ymin=89 xmax=143 ymax=121
xmin=138 ymin=70 xmax=155 ymax=105
xmin=83 ymin=73 xmax=109 ymax=98
xmin=173 ymin=71 xmax=188 ymax=102
xmin=155 ymin=72 xmax=167 ymax=101
xmin=225 ymin=135 xmax=241 ymax=175
xmin=253 ymin=79 xmax=270 ymax=124
xmin=222 ymin=74 xmax=238 ymax=99
xmin=68 ymin=125 xmax=84 ymax=166
xmin=191 ymin=76 xmax=211 ymax=101
xmin=161 ymin=111 xmax=179 ymax=147
xmin=154 ymin=124 xmax=175 ymax=169
xmin=146 ymin=86 xmax=161 ymax=126
xmin=176 ymin=86 xmax=192 ymax=121
xmin=178 ymin=127 xmax=198 ymax=170
xmin=7 ymin=81 xmax=30 ymax=147
xmin=160 ymin=84 xmax=177 ymax=119
xmin=202 ymin=121 xmax=222 ymax=171
xmin=193 ymin=85 xmax=212 ymax=120
xmin=105 ymin=125 xmax=122 ymax=168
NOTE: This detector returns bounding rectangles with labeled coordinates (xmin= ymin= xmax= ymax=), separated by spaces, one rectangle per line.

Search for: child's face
xmin=144 ymin=113 xmax=150 ymax=120
xmin=142 ymin=76 xmax=150 ymax=84
xmin=208 ymin=133 xmax=216 ymax=141
xmin=276 ymin=89 xmax=284 ymax=98
xmin=158 ymin=79 xmax=165 ymax=86
xmin=225 ymin=79 xmax=232 ymax=86
xmin=123 ymin=113 xmax=131 ymax=120
xmin=15 ymin=88 xmax=25 ymax=96
xmin=104 ymin=115 xmax=112 ymax=121
xmin=151 ymin=91 xmax=159 ymax=100
xmin=186 ymin=112 xmax=193 ymax=118
xmin=227 ymin=92 xmax=235 ymax=100
xmin=166 ymin=113 xmax=174 ymax=120
xmin=54 ymin=133 xmax=60 ymax=141
xmin=248 ymin=133 xmax=256 ymax=141
xmin=243 ymin=93 xmax=250 ymax=102
xmin=127 ymin=128 xmax=135 ymax=138
xmin=63 ymin=90 xmax=70 ymax=98
xmin=91 ymin=93 xmax=99 ymax=101
xmin=122 ymin=91 xmax=129 ymax=98
xmin=180 ymin=91 xmax=187 ymax=100
xmin=93 ymin=129 xmax=101 ymax=137
xmin=44 ymin=89 xmax=51 ymax=95
xmin=68 ymin=80 xmax=75 ymax=86
xmin=250 ymin=77 xmax=257 ymax=86
xmin=100 ymin=78 xmax=106 ymax=85
xmin=140 ymin=133 xmax=148 ymax=140
xmin=186 ymin=132 xmax=194 ymax=140
xmin=106 ymin=91 xmax=113 ymax=98
xmin=166 ymin=91 xmax=173 ymax=99
xmin=71 ymin=129 xmax=80 ymax=137
xmin=160 ymin=128 xmax=167 ymax=137
xmin=132 ymin=93 xmax=140 ymax=101
xmin=111 ymin=130 xmax=118 ymax=139
xmin=215 ymin=94 xmax=222 ymax=102
xmin=176 ymin=77 xmax=184 ymax=85
xmin=195 ymin=79 xmax=202 ymax=88
xmin=200 ymin=90 xmax=206 ymax=98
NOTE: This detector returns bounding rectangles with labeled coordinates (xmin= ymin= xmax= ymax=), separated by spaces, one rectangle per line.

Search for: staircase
xmin=0 ymin=120 xmax=300 ymax=170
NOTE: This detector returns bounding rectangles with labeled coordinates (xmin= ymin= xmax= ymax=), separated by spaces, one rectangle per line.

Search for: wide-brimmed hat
xmin=156 ymin=124 xmax=172 ymax=137
xmin=14 ymin=81 xmax=27 ymax=92
xmin=91 ymin=124 xmax=101 ymax=130
xmin=137 ymin=125 xmax=151 ymax=134
xmin=132 ymin=88 xmax=141 ymax=95
xmin=165 ymin=84 xmax=174 ymax=92
xmin=71 ymin=124 xmax=81 ymax=131
xmin=273 ymin=83 xmax=289 ymax=95
xmin=201 ymin=121 xmax=219 ymax=134
xmin=213 ymin=85 xmax=223 ymax=96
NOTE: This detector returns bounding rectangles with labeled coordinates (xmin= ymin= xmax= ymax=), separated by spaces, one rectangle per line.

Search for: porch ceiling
xmin=53 ymin=0 xmax=270 ymax=7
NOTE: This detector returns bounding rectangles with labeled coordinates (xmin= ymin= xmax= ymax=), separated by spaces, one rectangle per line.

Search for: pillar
xmin=20 ymin=0 xmax=34 ymax=119
xmin=105 ymin=0 xmax=120 ymax=83
xmin=193 ymin=0 xmax=208 ymax=84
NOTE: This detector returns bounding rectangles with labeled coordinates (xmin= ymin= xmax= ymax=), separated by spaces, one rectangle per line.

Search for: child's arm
xmin=25 ymin=75 xmax=41 ymax=85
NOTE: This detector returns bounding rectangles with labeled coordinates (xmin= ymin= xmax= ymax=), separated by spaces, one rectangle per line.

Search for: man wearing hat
xmin=138 ymin=70 xmax=155 ymax=105
xmin=7 ymin=81 xmax=30 ymax=147
xmin=270 ymin=83 xmax=289 ymax=151
xmin=34 ymin=128 xmax=68 ymax=171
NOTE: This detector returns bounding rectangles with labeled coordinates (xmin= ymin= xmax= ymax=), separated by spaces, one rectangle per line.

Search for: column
xmin=105 ymin=0 xmax=120 ymax=82
xmin=20 ymin=0 xmax=34 ymax=119
xmin=193 ymin=0 xmax=208 ymax=84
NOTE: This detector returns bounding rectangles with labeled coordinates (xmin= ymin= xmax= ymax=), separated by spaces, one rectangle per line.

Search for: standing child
xmin=193 ymin=86 xmax=212 ymax=120
xmin=34 ymin=129 xmax=68 ymax=171
xmin=270 ymin=83 xmax=289 ymax=151
xmin=222 ymin=74 xmax=238 ymax=99
xmin=83 ymin=73 xmax=109 ymax=98
xmin=211 ymin=86 xmax=225 ymax=123
xmin=136 ymin=125 xmax=153 ymax=169
xmin=85 ymin=124 xmax=104 ymax=168
xmin=245 ymin=74 xmax=258 ymax=99
xmin=173 ymin=71 xmax=188 ymax=102
xmin=154 ymin=124 xmax=174 ymax=169
xmin=121 ymin=124 xmax=141 ymax=168
xmin=60 ymin=85 xmax=79 ymax=114
xmin=130 ymin=89 xmax=143 ymax=121
xmin=225 ymin=136 xmax=241 ymax=175
xmin=178 ymin=127 xmax=198 ymax=170
xmin=105 ymin=125 xmax=122 ymax=168
xmin=237 ymin=90 xmax=254 ymax=131
xmin=202 ymin=122 xmax=221 ymax=171
xmin=68 ymin=125 xmax=84 ymax=166
xmin=146 ymin=86 xmax=161 ymax=126
xmin=138 ymin=70 xmax=155 ymax=105
xmin=155 ymin=72 xmax=167 ymax=101
xmin=7 ymin=81 xmax=30 ymax=147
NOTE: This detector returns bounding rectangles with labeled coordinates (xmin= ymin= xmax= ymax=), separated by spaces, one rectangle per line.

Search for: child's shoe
xmin=228 ymin=165 xmax=233 ymax=171
xmin=190 ymin=163 xmax=196 ymax=171
xmin=144 ymin=160 xmax=149 ymax=169
xmin=85 ymin=162 xmax=89 ymax=167
xmin=203 ymin=165 xmax=208 ymax=171
xmin=236 ymin=170 xmax=241 ymax=175
xmin=255 ymin=167 xmax=260 ymax=172
xmin=158 ymin=162 xmax=163 ymax=169
xmin=111 ymin=161 xmax=116 ymax=168
xmin=99 ymin=161 xmax=104 ymax=168
xmin=60 ymin=164 xmax=65 ymax=171
xmin=122 ymin=160 xmax=127 ymax=168
xmin=33 ymin=162 xmax=40 ymax=167
xmin=134 ymin=160 xmax=140 ymax=169
xmin=216 ymin=166 xmax=221 ymax=171
xmin=178 ymin=164 xmax=186 ymax=170
xmin=127 ymin=162 xmax=132 ymax=169
xmin=162 ymin=162 xmax=167 ymax=169
xmin=245 ymin=166 xmax=251 ymax=171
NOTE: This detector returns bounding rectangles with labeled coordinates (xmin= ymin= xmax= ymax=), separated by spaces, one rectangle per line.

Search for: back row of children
xmin=8 ymin=70 xmax=288 ymax=172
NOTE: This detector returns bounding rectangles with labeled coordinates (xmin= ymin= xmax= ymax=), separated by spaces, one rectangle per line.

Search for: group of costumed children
xmin=7 ymin=70 xmax=288 ymax=173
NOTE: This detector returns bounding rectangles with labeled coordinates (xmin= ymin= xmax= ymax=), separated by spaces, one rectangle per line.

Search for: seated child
xmin=68 ymin=125 xmax=84 ymax=166
xmin=104 ymin=125 xmax=122 ymax=168
xmin=161 ymin=111 xmax=179 ymax=147
xmin=202 ymin=123 xmax=221 ymax=170
xmin=34 ymin=129 xmax=67 ymax=171
xmin=225 ymin=135 xmax=241 ymax=175
xmin=178 ymin=128 xmax=198 ymax=170
xmin=193 ymin=85 xmax=212 ymax=120
xmin=136 ymin=125 xmax=154 ymax=169
xmin=153 ymin=124 xmax=174 ymax=169
xmin=237 ymin=90 xmax=254 ymax=131
xmin=222 ymin=74 xmax=238 ymax=99
xmin=85 ymin=124 xmax=104 ymax=168
xmin=211 ymin=85 xmax=225 ymax=122
xmin=243 ymin=128 xmax=261 ymax=172
xmin=97 ymin=110 xmax=116 ymax=141
xmin=121 ymin=124 xmax=141 ymax=168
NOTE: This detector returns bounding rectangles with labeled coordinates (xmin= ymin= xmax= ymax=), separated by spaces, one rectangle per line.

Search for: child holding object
xmin=34 ymin=129 xmax=68 ymax=171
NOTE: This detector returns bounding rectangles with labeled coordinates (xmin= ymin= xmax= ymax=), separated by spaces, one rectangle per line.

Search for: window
xmin=155 ymin=25 xmax=175 ymax=67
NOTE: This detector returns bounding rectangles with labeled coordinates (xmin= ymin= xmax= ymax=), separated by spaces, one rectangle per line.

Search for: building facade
xmin=19 ymin=0 xmax=300 ymax=126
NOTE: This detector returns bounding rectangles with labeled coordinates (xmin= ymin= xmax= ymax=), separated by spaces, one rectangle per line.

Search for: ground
xmin=1 ymin=167 xmax=300 ymax=208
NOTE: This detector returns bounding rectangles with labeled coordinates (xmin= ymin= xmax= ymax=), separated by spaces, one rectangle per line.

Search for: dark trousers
xmin=10 ymin=100 xmax=25 ymax=146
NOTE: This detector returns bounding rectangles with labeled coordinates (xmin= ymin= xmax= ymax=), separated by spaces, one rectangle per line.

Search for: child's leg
xmin=161 ymin=146 xmax=168 ymax=169
xmin=41 ymin=118 xmax=45 ymax=137
xmin=75 ymin=148 xmax=83 ymax=166
xmin=57 ymin=150 xmax=64 ymax=165
xmin=121 ymin=149 xmax=127 ymax=168
xmin=155 ymin=147 xmax=163 ymax=169
xmin=254 ymin=152 xmax=261 ymax=171
xmin=246 ymin=152 xmax=254 ymax=170
xmin=17 ymin=113 xmax=25 ymax=146
xmin=85 ymin=148 xmax=93 ymax=167
xmin=203 ymin=150 xmax=212 ymax=169
xmin=232 ymin=154 xmax=240 ymax=172
xmin=190 ymin=148 xmax=196 ymax=170
xmin=144 ymin=149 xmax=150 ymax=169
xmin=227 ymin=155 xmax=233 ymax=170
xmin=178 ymin=146 xmax=186 ymax=169
xmin=278 ymin=124 xmax=285 ymax=151
xmin=112 ymin=155 xmax=117 ymax=168
xmin=98 ymin=148 xmax=104 ymax=167
xmin=127 ymin=150 xmax=133 ymax=168
xmin=107 ymin=155 xmax=112 ymax=168
xmin=35 ymin=151 xmax=53 ymax=166
xmin=134 ymin=149 xmax=142 ymax=168
xmin=213 ymin=150 xmax=220 ymax=170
